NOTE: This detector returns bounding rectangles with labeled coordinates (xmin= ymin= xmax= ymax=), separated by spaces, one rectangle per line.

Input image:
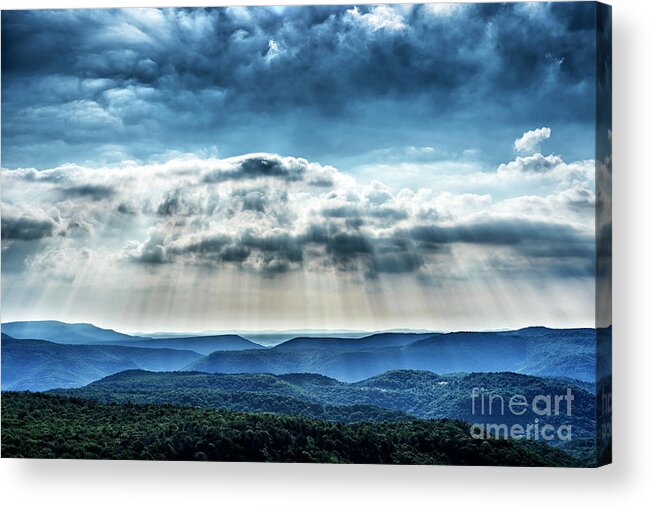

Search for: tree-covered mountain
xmin=51 ymin=369 xmax=408 ymax=424
xmin=51 ymin=369 xmax=595 ymax=440
xmin=1 ymin=320 xmax=141 ymax=344
xmin=188 ymin=327 xmax=597 ymax=382
xmin=1 ymin=334 xmax=202 ymax=391
xmin=1 ymin=391 xmax=582 ymax=466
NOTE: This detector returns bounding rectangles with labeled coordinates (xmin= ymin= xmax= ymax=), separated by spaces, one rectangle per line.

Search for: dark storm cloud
xmin=220 ymin=245 xmax=251 ymax=263
xmin=1 ymin=214 xmax=57 ymax=240
xmin=0 ymin=210 xmax=62 ymax=272
xmin=130 ymin=228 xmax=305 ymax=273
xmin=203 ymin=156 xmax=306 ymax=184
xmin=175 ymin=235 xmax=231 ymax=256
xmin=60 ymin=184 xmax=116 ymax=201
xmin=240 ymin=231 xmax=304 ymax=262
xmin=1 ymin=4 xmax=597 ymax=168
xmin=409 ymin=218 xmax=593 ymax=258
xmin=304 ymin=227 xmax=425 ymax=276
xmin=128 ymin=211 xmax=593 ymax=279
xmin=312 ymin=216 xmax=591 ymax=276
xmin=296 ymin=221 xmax=426 ymax=276
xmin=135 ymin=244 xmax=167 ymax=264
xmin=116 ymin=202 xmax=138 ymax=215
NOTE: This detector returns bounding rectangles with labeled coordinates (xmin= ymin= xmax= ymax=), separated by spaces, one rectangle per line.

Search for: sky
xmin=1 ymin=3 xmax=603 ymax=332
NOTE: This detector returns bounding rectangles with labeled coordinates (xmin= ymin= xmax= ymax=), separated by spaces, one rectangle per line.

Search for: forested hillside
xmin=1 ymin=392 xmax=582 ymax=466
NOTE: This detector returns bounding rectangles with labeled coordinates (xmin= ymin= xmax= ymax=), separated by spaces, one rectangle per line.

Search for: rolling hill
xmin=1 ymin=334 xmax=202 ymax=391
xmin=51 ymin=368 xmax=595 ymax=436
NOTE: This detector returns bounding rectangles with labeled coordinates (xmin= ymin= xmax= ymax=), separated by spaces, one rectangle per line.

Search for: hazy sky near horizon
xmin=1 ymin=3 xmax=599 ymax=332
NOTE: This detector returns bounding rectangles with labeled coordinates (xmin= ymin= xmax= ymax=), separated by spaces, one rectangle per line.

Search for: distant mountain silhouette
xmin=2 ymin=320 xmax=140 ymax=344
xmin=115 ymin=335 xmax=264 ymax=354
xmin=189 ymin=327 xmax=597 ymax=382
xmin=275 ymin=332 xmax=436 ymax=350
xmin=1 ymin=320 xmax=264 ymax=355
xmin=1 ymin=334 xmax=201 ymax=391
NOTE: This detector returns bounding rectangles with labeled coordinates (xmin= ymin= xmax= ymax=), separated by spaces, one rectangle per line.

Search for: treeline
xmin=2 ymin=392 xmax=581 ymax=466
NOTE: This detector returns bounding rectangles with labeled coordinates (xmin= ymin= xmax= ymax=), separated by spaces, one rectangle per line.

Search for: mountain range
xmin=1 ymin=320 xmax=263 ymax=354
xmin=188 ymin=327 xmax=597 ymax=382
xmin=1 ymin=322 xmax=598 ymax=391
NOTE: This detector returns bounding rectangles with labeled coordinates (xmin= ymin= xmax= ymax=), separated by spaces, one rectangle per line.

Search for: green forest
xmin=2 ymin=392 xmax=582 ymax=466
xmin=50 ymin=369 xmax=596 ymax=434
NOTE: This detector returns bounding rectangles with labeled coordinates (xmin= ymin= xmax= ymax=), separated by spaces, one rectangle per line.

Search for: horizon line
xmin=1 ymin=319 xmax=605 ymax=338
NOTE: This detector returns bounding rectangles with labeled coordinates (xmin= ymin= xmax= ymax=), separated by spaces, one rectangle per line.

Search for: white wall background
xmin=1 ymin=0 xmax=649 ymax=504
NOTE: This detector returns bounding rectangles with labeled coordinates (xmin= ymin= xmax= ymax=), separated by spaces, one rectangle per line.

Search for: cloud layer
xmin=2 ymin=128 xmax=596 ymax=286
xmin=2 ymin=4 xmax=598 ymax=168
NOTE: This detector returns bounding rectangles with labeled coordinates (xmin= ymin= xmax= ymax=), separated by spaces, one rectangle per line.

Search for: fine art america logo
xmin=469 ymin=387 xmax=574 ymax=442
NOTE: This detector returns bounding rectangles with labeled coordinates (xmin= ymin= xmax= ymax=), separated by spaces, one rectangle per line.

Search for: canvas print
xmin=1 ymin=2 xmax=611 ymax=467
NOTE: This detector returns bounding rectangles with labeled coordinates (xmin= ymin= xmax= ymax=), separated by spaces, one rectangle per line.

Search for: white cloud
xmin=499 ymin=153 xmax=563 ymax=173
xmin=345 ymin=6 xmax=406 ymax=32
xmin=265 ymin=39 xmax=282 ymax=61
xmin=2 ymin=142 xmax=595 ymax=284
xmin=514 ymin=127 xmax=551 ymax=153
xmin=424 ymin=3 xmax=464 ymax=17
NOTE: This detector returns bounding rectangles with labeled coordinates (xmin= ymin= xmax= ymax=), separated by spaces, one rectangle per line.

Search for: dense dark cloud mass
xmin=1 ymin=4 xmax=597 ymax=168
xmin=409 ymin=218 xmax=593 ymax=256
xmin=1 ymin=213 xmax=58 ymax=241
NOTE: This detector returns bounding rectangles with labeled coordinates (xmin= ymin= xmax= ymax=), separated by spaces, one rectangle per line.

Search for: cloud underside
xmin=1 ymin=3 xmax=597 ymax=168
xmin=1 ymin=146 xmax=596 ymax=282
